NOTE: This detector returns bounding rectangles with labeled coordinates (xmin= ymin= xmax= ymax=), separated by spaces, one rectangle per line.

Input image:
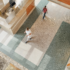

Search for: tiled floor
xmin=0 ymin=0 xmax=70 ymax=70
xmin=65 ymin=58 xmax=70 ymax=70
xmin=0 ymin=52 xmax=28 ymax=70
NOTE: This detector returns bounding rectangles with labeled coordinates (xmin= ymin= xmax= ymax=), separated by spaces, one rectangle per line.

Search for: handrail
xmin=9 ymin=0 xmax=34 ymax=29
xmin=67 ymin=63 xmax=70 ymax=66
xmin=48 ymin=0 xmax=70 ymax=9
xmin=12 ymin=12 xmax=26 ymax=30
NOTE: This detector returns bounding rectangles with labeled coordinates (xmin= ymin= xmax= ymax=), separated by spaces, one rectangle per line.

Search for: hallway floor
xmin=0 ymin=1 xmax=70 ymax=70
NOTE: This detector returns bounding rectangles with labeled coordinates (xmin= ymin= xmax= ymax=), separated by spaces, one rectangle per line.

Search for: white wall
xmin=15 ymin=0 xmax=23 ymax=7
xmin=15 ymin=0 xmax=28 ymax=9
xmin=3 ymin=0 xmax=9 ymax=5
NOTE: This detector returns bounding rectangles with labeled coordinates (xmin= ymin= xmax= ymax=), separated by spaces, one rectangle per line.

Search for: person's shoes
xmin=25 ymin=41 xmax=28 ymax=43
xmin=30 ymin=38 xmax=32 ymax=40
xmin=0 ymin=27 xmax=1 ymax=29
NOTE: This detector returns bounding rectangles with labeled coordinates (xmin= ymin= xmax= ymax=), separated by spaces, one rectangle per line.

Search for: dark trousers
xmin=43 ymin=12 xmax=46 ymax=19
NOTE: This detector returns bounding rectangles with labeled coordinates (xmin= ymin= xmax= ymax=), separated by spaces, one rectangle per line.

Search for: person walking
xmin=42 ymin=6 xmax=47 ymax=19
xmin=24 ymin=28 xmax=32 ymax=43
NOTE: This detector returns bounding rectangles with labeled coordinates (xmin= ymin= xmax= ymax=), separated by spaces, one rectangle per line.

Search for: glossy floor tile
xmin=0 ymin=1 xmax=70 ymax=70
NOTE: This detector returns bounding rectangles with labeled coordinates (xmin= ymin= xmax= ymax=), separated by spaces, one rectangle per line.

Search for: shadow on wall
xmin=3 ymin=0 xmax=9 ymax=5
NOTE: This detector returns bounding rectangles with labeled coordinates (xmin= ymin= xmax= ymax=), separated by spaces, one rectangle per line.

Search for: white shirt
xmin=26 ymin=29 xmax=31 ymax=36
